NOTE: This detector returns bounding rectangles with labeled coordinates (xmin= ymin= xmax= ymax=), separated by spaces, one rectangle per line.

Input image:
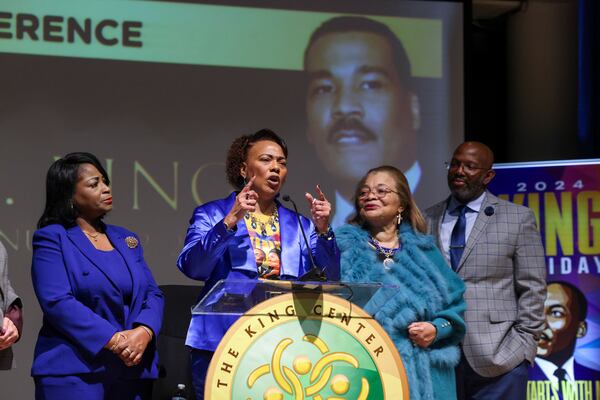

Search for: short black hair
xmin=225 ymin=129 xmax=288 ymax=190
xmin=37 ymin=152 xmax=110 ymax=228
xmin=550 ymin=281 xmax=588 ymax=321
xmin=303 ymin=16 xmax=412 ymax=88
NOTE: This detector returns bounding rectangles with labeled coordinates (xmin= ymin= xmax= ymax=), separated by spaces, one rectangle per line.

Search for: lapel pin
xmin=125 ymin=236 xmax=139 ymax=249
xmin=484 ymin=206 xmax=495 ymax=216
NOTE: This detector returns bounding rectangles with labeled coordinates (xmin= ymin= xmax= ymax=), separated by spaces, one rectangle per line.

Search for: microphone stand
xmin=282 ymin=195 xmax=326 ymax=282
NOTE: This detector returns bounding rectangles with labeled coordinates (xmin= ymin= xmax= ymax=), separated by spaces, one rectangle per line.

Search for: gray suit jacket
xmin=424 ymin=191 xmax=546 ymax=377
xmin=0 ymin=241 xmax=20 ymax=370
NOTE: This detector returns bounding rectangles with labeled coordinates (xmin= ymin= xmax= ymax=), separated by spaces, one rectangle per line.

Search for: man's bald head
xmin=447 ymin=141 xmax=496 ymax=203
xmin=454 ymin=141 xmax=495 ymax=169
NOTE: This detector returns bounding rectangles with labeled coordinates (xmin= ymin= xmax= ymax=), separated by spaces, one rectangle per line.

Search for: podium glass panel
xmin=191 ymin=279 xmax=400 ymax=318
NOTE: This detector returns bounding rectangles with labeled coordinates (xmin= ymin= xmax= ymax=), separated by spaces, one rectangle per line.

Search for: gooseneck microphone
xmin=282 ymin=194 xmax=326 ymax=281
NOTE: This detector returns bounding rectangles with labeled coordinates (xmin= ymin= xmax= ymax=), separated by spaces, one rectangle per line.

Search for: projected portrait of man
xmin=531 ymin=281 xmax=597 ymax=383
xmin=304 ymin=16 xmax=420 ymax=227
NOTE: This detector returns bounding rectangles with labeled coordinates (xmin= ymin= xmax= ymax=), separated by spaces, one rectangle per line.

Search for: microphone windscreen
xmin=282 ymin=195 xmax=291 ymax=202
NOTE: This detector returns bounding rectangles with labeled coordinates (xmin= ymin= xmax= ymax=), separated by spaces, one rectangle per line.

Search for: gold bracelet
xmin=139 ymin=325 xmax=153 ymax=340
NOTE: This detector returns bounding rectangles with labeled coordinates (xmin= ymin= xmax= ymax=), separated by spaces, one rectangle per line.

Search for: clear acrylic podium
xmin=191 ymin=279 xmax=399 ymax=318
xmin=197 ymin=279 xmax=410 ymax=399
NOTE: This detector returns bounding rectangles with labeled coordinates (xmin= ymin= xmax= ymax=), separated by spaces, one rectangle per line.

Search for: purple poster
xmin=489 ymin=159 xmax=600 ymax=400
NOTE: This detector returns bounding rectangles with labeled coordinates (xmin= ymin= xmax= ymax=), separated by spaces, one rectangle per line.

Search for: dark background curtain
xmin=578 ymin=0 xmax=600 ymax=156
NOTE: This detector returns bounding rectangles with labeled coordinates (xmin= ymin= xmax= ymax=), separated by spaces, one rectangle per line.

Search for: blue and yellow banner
xmin=489 ymin=159 xmax=600 ymax=400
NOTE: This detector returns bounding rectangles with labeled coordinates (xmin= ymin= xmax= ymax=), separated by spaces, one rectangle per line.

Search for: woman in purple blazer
xmin=31 ymin=153 xmax=164 ymax=400
xmin=177 ymin=129 xmax=340 ymax=399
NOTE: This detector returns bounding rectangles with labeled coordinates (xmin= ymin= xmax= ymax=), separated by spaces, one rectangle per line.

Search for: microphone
xmin=282 ymin=194 xmax=326 ymax=281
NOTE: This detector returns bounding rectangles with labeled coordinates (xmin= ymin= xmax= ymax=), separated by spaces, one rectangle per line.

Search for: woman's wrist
xmin=223 ymin=214 xmax=239 ymax=231
xmin=317 ymin=225 xmax=334 ymax=239
xmin=138 ymin=325 xmax=154 ymax=341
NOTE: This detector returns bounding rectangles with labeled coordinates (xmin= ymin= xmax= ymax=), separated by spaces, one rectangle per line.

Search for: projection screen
xmin=0 ymin=0 xmax=462 ymax=396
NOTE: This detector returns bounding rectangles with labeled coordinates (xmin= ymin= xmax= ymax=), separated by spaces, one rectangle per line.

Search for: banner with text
xmin=489 ymin=159 xmax=600 ymax=400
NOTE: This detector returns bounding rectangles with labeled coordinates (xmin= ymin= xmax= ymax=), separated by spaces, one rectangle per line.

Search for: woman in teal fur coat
xmin=336 ymin=166 xmax=466 ymax=400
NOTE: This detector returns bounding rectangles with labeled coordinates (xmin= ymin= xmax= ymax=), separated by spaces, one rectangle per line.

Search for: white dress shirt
xmin=535 ymin=356 xmax=576 ymax=384
xmin=439 ymin=191 xmax=486 ymax=262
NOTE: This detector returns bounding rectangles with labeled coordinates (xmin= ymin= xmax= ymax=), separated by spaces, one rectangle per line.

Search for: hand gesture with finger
xmin=224 ymin=176 xmax=258 ymax=228
xmin=305 ymin=185 xmax=331 ymax=234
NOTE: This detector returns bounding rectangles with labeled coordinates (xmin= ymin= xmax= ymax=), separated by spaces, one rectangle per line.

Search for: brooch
xmin=125 ymin=236 xmax=139 ymax=249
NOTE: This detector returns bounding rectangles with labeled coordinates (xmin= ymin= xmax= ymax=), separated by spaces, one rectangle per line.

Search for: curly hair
xmin=225 ymin=128 xmax=288 ymax=190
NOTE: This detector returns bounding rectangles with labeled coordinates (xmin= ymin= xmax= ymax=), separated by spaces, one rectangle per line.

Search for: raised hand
xmin=408 ymin=321 xmax=437 ymax=348
xmin=305 ymin=185 xmax=331 ymax=234
xmin=224 ymin=176 xmax=258 ymax=229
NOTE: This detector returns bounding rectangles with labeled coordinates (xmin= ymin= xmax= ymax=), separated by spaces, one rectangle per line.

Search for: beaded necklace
xmin=245 ymin=207 xmax=279 ymax=236
xmin=368 ymin=236 xmax=400 ymax=269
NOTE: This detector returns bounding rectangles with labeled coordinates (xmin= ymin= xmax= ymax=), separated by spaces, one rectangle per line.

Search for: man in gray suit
xmin=0 ymin=241 xmax=22 ymax=370
xmin=424 ymin=142 xmax=546 ymax=399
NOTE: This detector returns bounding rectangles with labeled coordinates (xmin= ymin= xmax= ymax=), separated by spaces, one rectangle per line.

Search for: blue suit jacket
xmin=177 ymin=192 xmax=340 ymax=350
xmin=31 ymin=224 xmax=164 ymax=378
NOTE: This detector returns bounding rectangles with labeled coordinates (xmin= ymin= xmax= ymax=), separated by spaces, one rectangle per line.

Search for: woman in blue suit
xmin=177 ymin=129 xmax=340 ymax=399
xmin=31 ymin=152 xmax=164 ymax=400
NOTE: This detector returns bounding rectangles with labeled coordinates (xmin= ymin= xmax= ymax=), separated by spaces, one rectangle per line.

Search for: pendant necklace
xmin=83 ymin=230 xmax=101 ymax=242
xmin=368 ymin=236 xmax=400 ymax=269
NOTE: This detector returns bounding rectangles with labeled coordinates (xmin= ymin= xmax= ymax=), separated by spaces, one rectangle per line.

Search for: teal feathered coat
xmin=336 ymin=222 xmax=466 ymax=400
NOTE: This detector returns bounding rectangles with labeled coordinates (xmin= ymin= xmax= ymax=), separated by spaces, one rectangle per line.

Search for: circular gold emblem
xmin=125 ymin=236 xmax=138 ymax=249
xmin=205 ymin=292 xmax=409 ymax=399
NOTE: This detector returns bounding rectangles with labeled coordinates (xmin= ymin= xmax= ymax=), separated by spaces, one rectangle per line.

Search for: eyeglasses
xmin=358 ymin=185 xmax=400 ymax=200
xmin=444 ymin=160 xmax=489 ymax=174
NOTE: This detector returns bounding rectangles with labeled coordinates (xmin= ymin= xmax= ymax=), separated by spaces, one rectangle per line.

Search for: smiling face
xmin=268 ymin=251 xmax=281 ymax=268
xmin=305 ymin=31 xmax=417 ymax=185
xmin=537 ymin=283 xmax=587 ymax=359
xmin=447 ymin=142 xmax=495 ymax=203
xmin=241 ymin=140 xmax=288 ymax=201
xmin=72 ymin=163 xmax=112 ymax=221
xmin=357 ymin=171 xmax=404 ymax=229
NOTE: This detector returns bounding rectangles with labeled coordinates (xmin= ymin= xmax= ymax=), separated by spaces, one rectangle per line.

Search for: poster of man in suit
xmin=531 ymin=282 xmax=597 ymax=383
xmin=488 ymin=160 xmax=600 ymax=400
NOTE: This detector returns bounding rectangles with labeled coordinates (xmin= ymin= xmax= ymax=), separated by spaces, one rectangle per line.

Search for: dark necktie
xmin=450 ymin=205 xmax=468 ymax=271
xmin=554 ymin=367 xmax=567 ymax=398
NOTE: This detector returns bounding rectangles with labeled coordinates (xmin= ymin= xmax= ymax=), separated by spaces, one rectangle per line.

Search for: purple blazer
xmin=31 ymin=224 xmax=164 ymax=378
xmin=177 ymin=192 xmax=340 ymax=350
